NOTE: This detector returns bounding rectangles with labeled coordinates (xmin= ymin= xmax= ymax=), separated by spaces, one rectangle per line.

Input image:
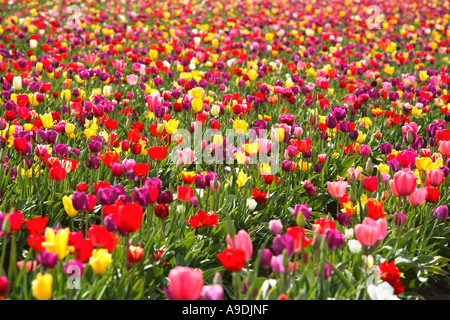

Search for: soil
xmin=418 ymin=280 xmax=450 ymax=300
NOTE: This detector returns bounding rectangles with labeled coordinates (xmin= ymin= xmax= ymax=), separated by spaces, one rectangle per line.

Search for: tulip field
xmin=0 ymin=0 xmax=450 ymax=302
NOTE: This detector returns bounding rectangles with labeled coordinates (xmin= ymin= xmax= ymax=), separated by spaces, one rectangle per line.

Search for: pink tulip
xmin=147 ymin=94 xmax=163 ymax=111
xmin=389 ymin=179 xmax=400 ymax=197
xmin=401 ymin=122 xmax=418 ymax=136
xmin=347 ymin=168 xmax=361 ymax=182
xmin=327 ymin=181 xmax=347 ymax=198
xmin=427 ymin=169 xmax=444 ymax=187
xmin=407 ymin=188 xmax=428 ymax=206
xmin=165 ymin=266 xmax=203 ymax=300
xmin=126 ymin=74 xmax=138 ymax=85
xmin=354 ymin=217 xmax=387 ymax=247
xmin=392 ymin=169 xmax=417 ymax=196
xmin=227 ymin=230 xmax=253 ymax=260
xmin=439 ymin=140 xmax=450 ymax=156
xmin=362 ymin=217 xmax=387 ymax=241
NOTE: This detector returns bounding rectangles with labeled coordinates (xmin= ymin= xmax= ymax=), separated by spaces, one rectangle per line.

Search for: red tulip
xmin=88 ymin=225 xmax=119 ymax=252
xmin=133 ymin=163 xmax=151 ymax=176
xmin=113 ymin=202 xmax=143 ymax=233
xmin=154 ymin=203 xmax=169 ymax=218
xmin=177 ymin=185 xmax=194 ymax=202
xmin=217 ymin=248 xmax=246 ymax=272
xmin=147 ymin=146 xmax=169 ymax=161
xmin=25 ymin=216 xmax=48 ymax=235
xmin=27 ymin=234 xmax=45 ymax=252
xmin=8 ymin=211 xmax=24 ymax=232
xmin=99 ymin=152 xmax=120 ymax=168
xmin=362 ymin=176 xmax=378 ymax=193
xmin=186 ymin=210 xmax=219 ymax=229
xmin=13 ymin=137 xmax=27 ymax=153
xmin=49 ymin=166 xmax=66 ymax=181
xmin=286 ymin=226 xmax=313 ymax=253
xmin=74 ymin=238 xmax=94 ymax=263
xmin=128 ymin=245 xmax=144 ymax=264
xmin=365 ymin=199 xmax=386 ymax=220
xmin=425 ymin=187 xmax=440 ymax=203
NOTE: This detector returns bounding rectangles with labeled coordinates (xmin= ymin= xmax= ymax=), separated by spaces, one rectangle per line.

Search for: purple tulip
xmin=259 ymin=249 xmax=273 ymax=269
xmin=132 ymin=187 xmax=151 ymax=207
xmin=292 ymin=204 xmax=312 ymax=220
xmin=71 ymin=191 xmax=89 ymax=211
xmin=54 ymin=144 xmax=69 ymax=158
xmin=325 ymin=229 xmax=345 ymax=250
xmin=434 ymin=206 xmax=449 ymax=221
xmin=392 ymin=212 xmax=407 ymax=226
xmin=272 ymin=235 xmax=294 ymax=257
xmin=38 ymin=250 xmax=58 ymax=269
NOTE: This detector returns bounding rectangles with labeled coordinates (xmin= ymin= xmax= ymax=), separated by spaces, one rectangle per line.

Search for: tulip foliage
xmin=0 ymin=0 xmax=449 ymax=302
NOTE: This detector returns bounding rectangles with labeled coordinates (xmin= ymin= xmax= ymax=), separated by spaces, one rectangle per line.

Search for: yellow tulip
xmin=236 ymin=171 xmax=249 ymax=188
xmin=192 ymin=98 xmax=203 ymax=112
xmin=415 ymin=157 xmax=432 ymax=172
xmin=32 ymin=273 xmax=53 ymax=300
xmin=89 ymin=249 xmax=112 ymax=275
xmin=247 ymin=69 xmax=257 ymax=81
xmin=41 ymin=227 xmax=72 ymax=260
xmin=233 ymin=119 xmax=248 ymax=135
xmin=65 ymin=123 xmax=75 ymax=135
xmin=272 ymin=127 xmax=284 ymax=142
xmin=190 ymin=87 xmax=204 ymax=99
xmin=62 ymin=195 xmax=78 ymax=218
xmin=40 ymin=113 xmax=53 ymax=129
xmin=163 ymin=119 xmax=179 ymax=134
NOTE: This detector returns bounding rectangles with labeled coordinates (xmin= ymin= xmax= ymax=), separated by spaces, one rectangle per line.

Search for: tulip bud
xmin=1 ymin=214 xmax=10 ymax=234
xmin=156 ymin=123 xmax=164 ymax=134
xmin=296 ymin=210 xmax=305 ymax=227
xmin=365 ymin=157 xmax=373 ymax=176
xmin=406 ymin=131 xmax=414 ymax=144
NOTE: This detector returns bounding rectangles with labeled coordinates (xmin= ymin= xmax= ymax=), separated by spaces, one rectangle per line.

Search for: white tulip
xmin=13 ymin=76 xmax=22 ymax=90
xmin=247 ymin=199 xmax=257 ymax=211
xmin=367 ymin=282 xmax=400 ymax=300
xmin=30 ymin=39 xmax=38 ymax=49
xmin=348 ymin=239 xmax=362 ymax=254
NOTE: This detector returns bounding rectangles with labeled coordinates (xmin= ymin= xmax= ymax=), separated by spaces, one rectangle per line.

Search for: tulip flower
xmin=427 ymin=169 xmax=444 ymax=187
xmin=0 ymin=276 xmax=10 ymax=297
xmin=226 ymin=230 xmax=253 ymax=260
xmin=41 ymin=227 xmax=72 ymax=260
xmin=390 ymin=169 xmax=417 ymax=196
xmin=363 ymin=176 xmax=378 ymax=193
xmin=327 ymin=181 xmax=347 ymax=198
xmin=354 ymin=217 xmax=387 ymax=247
xmin=165 ymin=266 xmax=203 ymax=300
xmin=217 ymin=248 xmax=246 ymax=272
xmin=89 ymin=249 xmax=112 ymax=275
xmin=286 ymin=226 xmax=313 ymax=253
xmin=113 ymin=202 xmax=143 ymax=233
xmin=407 ymin=188 xmax=428 ymax=206
xmin=32 ymin=273 xmax=53 ymax=300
